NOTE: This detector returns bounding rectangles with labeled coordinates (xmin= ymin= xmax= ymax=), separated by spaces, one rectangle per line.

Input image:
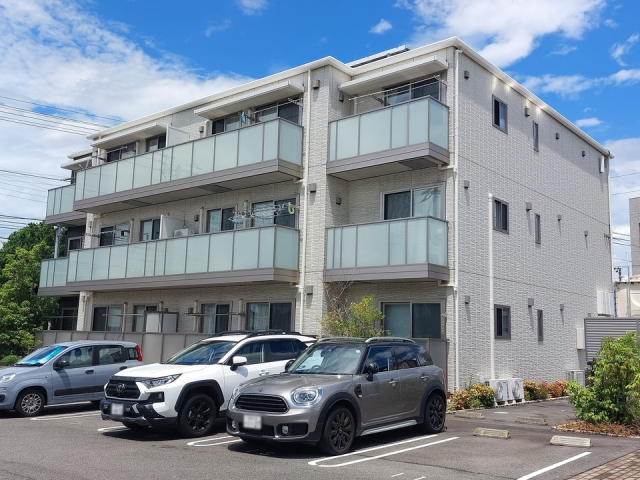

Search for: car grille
xmin=105 ymin=380 xmax=140 ymax=399
xmin=236 ymin=394 xmax=288 ymax=413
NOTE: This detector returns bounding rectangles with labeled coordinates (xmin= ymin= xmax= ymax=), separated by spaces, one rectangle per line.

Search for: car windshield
xmin=288 ymin=343 xmax=364 ymax=375
xmin=15 ymin=345 xmax=67 ymax=366
xmin=164 ymin=340 xmax=236 ymax=365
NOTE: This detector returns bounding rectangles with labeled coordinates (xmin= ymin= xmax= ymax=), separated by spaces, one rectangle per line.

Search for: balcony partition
xmin=327 ymin=97 xmax=449 ymax=181
xmin=325 ymin=216 xmax=449 ymax=282
xmin=44 ymin=185 xmax=85 ymax=226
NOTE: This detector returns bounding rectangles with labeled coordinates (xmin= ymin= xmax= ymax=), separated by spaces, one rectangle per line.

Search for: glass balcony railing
xmin=74 ymin=118 xmax=303 ymax=201
xmin=328 ymin=97 xmax=448 ymax=162
xmin=46 ymin=185 xmax=76 ymax=217
xmin=39 ymin=226 xmax=299 ymax=290
xmin=326 ymin=216 xmax=448 ymax=270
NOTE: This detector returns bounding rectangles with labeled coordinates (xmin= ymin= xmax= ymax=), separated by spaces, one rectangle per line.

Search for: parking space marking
xmin=97 ymin=426 xmax=128 ymax=432
xmin=187 ymin=436 xmax=243 ymax=447
xmin=391 ymin=474 xmax=405 ymax=477
xmin=30 ymin=412 xmax=101 ymax=421
xmin=309 ymin=436 xmax=459 ymax=468
xmin=516 ymin=452 xmax=591 ymax=480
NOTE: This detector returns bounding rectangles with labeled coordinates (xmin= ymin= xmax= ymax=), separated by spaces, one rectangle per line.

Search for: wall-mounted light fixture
xmin=463 ymin=180 xmax=470 ymax=189
xmin=304 ymin=285 xmax=314 ymax=295
xmin=555 ymin=132 xmax=560 ymax=140
xmin=525 ymin=202 xmax=532 ymax=211
xmin=527 ymin=298 xmax=535 ymax=307
xmin=335 ymin=196 xmax=342 ymax=205
xmin=582 ymin=150 xmax=586 ymax=157
xmin=464 ymin=295 xmax=471 ymax=304
xmin=312 ymin=79 xmax=320 ymax=89
xmin=524 ymin=106 xmax=531 ymax=117
xmin=464 ymin=70 xmax=470 ymax=79
xmin=339 ymin=93 xmax=344 ymax=102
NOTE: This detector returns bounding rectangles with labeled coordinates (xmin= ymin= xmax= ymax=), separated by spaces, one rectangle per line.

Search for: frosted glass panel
xmin=109 ymin=246 xmax=127 ymax=279
xmin=99 ymin=162 xmax=117 ymax=195
xmin=53 ymin=188 xmax=62 ymax=214
xmin=336 ymin=117 xmax=359 ymax=160
xmin=164 ymin=238 xmax=187 ymax=275
xmin=144 ymin=242 xmax=156 ymax=276
xmin=171 ymin=143 xmax=192 ymax=180
xmin=326 ymin=230 xmax=334 ymax=269
xmin=238 ymin=124 xmax=263 ymax=166
xmin=263 ymin=121 xmax=278 ymax=161
xmin=340 ymin=226 xmax=356 ymax=269
xmin=133 ymin=153 xmax=153 ymax=189
xmin=192 ymin=137 xmax=215 ymax=176
xmin=332 ymin=229 xmax=341 ymax=269
xmin=429 ymin=100 xmax=449 ymax=149
xmin=47 ymin=259 xmax=54 ymax=286
xmin=389 ymin=221 xmax=406 ymax=265
xmin=407 ymin=218 xmax=427 ymax=264
xmin=279 ymin=121 xmax=303 ymax=165
xmin=76 ymin=250 xmax=93 ymax=281
xmin=67 ymin=251 xmax=78 ymax=282
xmin=115 ymin=159 xmax=134 ymax=192
xmin=258 ymin=227 xmax=274 ymax=268
xmin=151 ymin=151 xmax=163 ymax=184
xmin=46 ymin=190 xmax=55 ymax=216
xmin=161 ymin=149 xmax=172 ymax=182
xmin=391 ymin=104 xmax=409 ymax=149
xmin=92 ymin=248 xmax=110 ymax=280
xmin=233 ymin=229 xmax=259 ymax=269
xmin=359 ymin=109 xmax=390 ymax=155
xmin=40 ymin=261 xmax=49 ymax=288
xmin=384 ymin=304 xmax=411 ymax=338
xmin=357 ymin=223 xmax=388 ymax=267
xmin=214 ymin=130 xmax=238 ymax=171
xmin=408 ymin=99 xmax=429 ymax=145
xmin=75 ymin=170 xmax=85 ymax=201
xmin=154 ymin=241 xmax=166 ymax=276
xmin=274 ymin=227 xmax=298 ymax=270
xmin=329 ymin=122 xmax=337 ymax=162
xmin=428 ymin=218 xmax=447 ymax=266
xmin=53 ymin=258 xmax=68 ymax=287
xmin=186 ymin=236 xmax=209 ymax=273
xmin=208 ymin=233 xmax=233 ymax=271
xmin=83 ymin=168 xmax=100 ymax=199
xmin=413 ymin=186 xmax=442 ymax=218
xmin=60 ymin=186 xmax=75 ymax=214
xmin=126 ymin=244 xmax=146 ymax=278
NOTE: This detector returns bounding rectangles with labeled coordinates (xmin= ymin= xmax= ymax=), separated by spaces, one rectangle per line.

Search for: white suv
xmin=99 ymin=330 xmax=314 ymax=437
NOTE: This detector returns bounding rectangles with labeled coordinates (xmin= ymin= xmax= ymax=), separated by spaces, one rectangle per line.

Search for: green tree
xmin=568 ymin=332 xmax=640 ymax=425
xmin=320 ymin=293 xmax=387 ymax=338
xmin=0 ymin=222 xmax=55 ymax=284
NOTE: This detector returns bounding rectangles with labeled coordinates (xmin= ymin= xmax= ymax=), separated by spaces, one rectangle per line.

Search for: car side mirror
xmin=364 ymin=362 xmax=379 ymax=381
xmin=54 ymin=360 xmax=70 ymax=370
xmin=284 ymin=359 xmax=295 ymax=371
xmin=230 ymin=356 xmax=247 ymax=371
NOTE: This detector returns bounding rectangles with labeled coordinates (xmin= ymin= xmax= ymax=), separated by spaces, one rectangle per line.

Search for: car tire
xmin=177 ymin=393 xmax=216 ymax=438
xmin=14 ymin=389 xmax=45 ymax=417
xmin=420 ymin=393 xmax=446 ymax=434
xmin=122 ymin=422 xmax=148 ymax=431
xmin=319 ymin=406 xmax=355 ymax=456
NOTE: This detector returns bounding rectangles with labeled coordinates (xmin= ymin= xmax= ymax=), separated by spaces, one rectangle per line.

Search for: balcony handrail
xmin=46 ymin=183 xmax=74 ymax=192
xmin=326 ymin=215 xmax=448 ymax=230
xmin=328 ymin=95 xmax=448 ymax=124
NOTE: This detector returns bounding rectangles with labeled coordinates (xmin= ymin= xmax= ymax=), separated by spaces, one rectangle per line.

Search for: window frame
xmin=493 ymin=198 xmax=509 ymax=234
xmin=381 ymin=301 xmax=444 ymax=339
xmin=492 ymin=95 xmax=508 ymax=133
xmin=206 ymin=206 xmax=236 ymax=233
xmin=494 ymin=305 xmax=511 ymax=340
xmin=146 ymin=134 xmax=166 ymax=153
xmin=67 ymin=236 xmax=84 ymax=252
xmin=139 ymin=217 xmax=161 ymax=242
xmin=533 ymin=121 xmax=539 ymax=151
xmin=250 ymin=196 xmax=298 ymax=228
xmin=380 ymin=183 xmax=446 ymax=221
xmin=535 ymin=213 xmax=541 ymax=244
xmin=245 ymin=301 xmax=295 ymax=331
xmin=537 ymin=309 xmax=544 ymax=341
xmin=383 ymin=76 xmax=442 ymax=106
xmin=92 ymin=305 xmax=124 ymax=332
xmin=198 ymin=302 xmax=232 ymax=334
xmin=132 ymin=305 xmax=157 ymax=333
xmin=105 ymin=142 xmax=136 ymax=163
xmin=99 ymin=223 xmax=130 ymax=247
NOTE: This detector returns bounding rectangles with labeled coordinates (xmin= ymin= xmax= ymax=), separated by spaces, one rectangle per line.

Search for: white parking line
xmin=97 ymin=426 xmax=128 ymax=432
xmin=30 ymin=412 xmax=101 ymax=421
xmin=309 ymin=436 xmax=459 ymax=468
xmin=516 ymin=452 xmax=592 ymax=480
xmin=391 ymin=474 xmax=405 ymax=478
xmin=187 ymin=436 xmax=243 ymax=447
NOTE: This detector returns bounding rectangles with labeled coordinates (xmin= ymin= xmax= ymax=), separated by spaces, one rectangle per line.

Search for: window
xmin=363 ymin=346 xmax=395 ymax=372
xmin=394 ymin=345 xmax=419 ymax=369
xmin=383 ymin=185 xmax=443 ymax=220
xmin=537 ymin=310 xmax=543 ymax=341
xmin=385 ymin=77 xmax=440 ymax=106
xmin=98 ymin=345 xmax=124 ymax=365
xmin=140 ymin=218 xmax=161 ymax=241
xmin=247 ymin=302 xmax=293 ymax=331
xmin=495 ymin=305 xmax=511 ymax=339
xmin=383 ymin=303 xmax=442 ymax=338
xmin=106 ymin=142 xmax=136 ymax=163
xmin=252 ymin=198 xmax=296 ymax=228
xmin=255 ymin=99 xmax=300 ymax=125
xmin=535 ymin=214 xmax=541 ymax=244
xmin=59 ymin=346 xmax=93 ymax=368
xmin=207 ymin=208 xmax=235 ymax=233
xmin=132 ymin=305 xmax=157 ymax=332
xmin=146 ymin=134 xmax=166 ymax=152
xmin=52 ymin=307 xmax=77 ymax=331
xmin=492 ymin=96 xmax=507 ymax=132
xmin=533 ymin=121 xmax=539 ymax=151
xmin=236 ymin=341 xmax=265 ymax=365
xmin=493 ymin=199 xmax=509 ymax=233
xmin=266 ymin=339 xmax=305 ymax=362
xmin=67 ymin=236 xmax=84 ymax=252
xmin=200 ymin=303 xmax=230 ymax=334
xmin=92 ymin=306 xmax=123 ymax=332
xmin=100 ymin=223 xmax=130 ymax=247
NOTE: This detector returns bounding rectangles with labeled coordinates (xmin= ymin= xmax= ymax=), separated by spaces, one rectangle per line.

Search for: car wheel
xmin=420 ymin=393 xmax=446 ymax=434
xmin=319 ymin=406 xmax=355 ymax=456
xmin=177 ymin=393 xmax=216 ymax=438
xmin=122 ymin=422 xmax=148 ymax=431
xmin=14 ymin=389 xmax=45 ymax=417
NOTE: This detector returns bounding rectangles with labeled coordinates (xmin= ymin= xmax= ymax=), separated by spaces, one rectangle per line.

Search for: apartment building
xmin=39 ymin=37 xmax=614 ymax=391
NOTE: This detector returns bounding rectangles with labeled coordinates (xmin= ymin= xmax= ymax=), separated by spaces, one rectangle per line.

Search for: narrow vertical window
xmin=493 ymin=96 xmax=508 ymax=132
xmin=495 ymin=305 xmax=511 ymax=339
xmin=493 ymin=199 xmax=509 ymax=233
xmin=533 ymin=121 xmax=539 ymax=151
xmin=535 ymin=214 xmax=541 ymax=244
xmin=537 ymin=310 xmax=543 ymax=341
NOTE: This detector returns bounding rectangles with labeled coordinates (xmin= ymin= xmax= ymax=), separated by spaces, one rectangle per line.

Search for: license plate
xmin=243 ymin=414 xmax=262 ymax=430
xmin=111 ymin=403 xmax=124 ymax=416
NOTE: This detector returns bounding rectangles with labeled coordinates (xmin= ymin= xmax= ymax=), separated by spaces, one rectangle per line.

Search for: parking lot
xmin=1 ymin=399 xmax=638 ymax=480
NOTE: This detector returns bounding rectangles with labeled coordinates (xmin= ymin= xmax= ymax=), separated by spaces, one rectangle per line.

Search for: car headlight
xmin=0 ymin=373 xmax=15 ymax=383
xmin=291 ymin=387 xmax=323 ymax=407
xmin=140 ymin=374 xmax=181 ymax=389
xmin=231 ymin=384 xmax=242 ymax=401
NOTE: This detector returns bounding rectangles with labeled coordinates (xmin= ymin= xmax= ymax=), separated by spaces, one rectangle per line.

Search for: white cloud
xmin=397 ymin=0 xmax=605 ymax=67
xmin=520 ymin=69 xmax=640 ymax=96
xmin=205 ymin=19 xmax=231 ymax=36
xmin=575 ymin=117 xmax=602 ymax=127
xmin=611 ymin=33 xmax=639 ymax=66
xmin=550 ymin=45 xmax=577 ymax=56
xmin=236 ymin=0 xmax=267 ymax=15
xmin=604 ymin=18 xmax=618 ymax=28
xmin=370 ymin=19 xmax=392 ymax=35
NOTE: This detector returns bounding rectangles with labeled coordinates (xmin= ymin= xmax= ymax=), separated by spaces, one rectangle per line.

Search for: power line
xmin=611 ymin=172 xmax=640 ymax=179
xmin=0 ymin=117 xmax=94 ymax=136
xmin=0 ymin=169 xmax=67 ymax=181
xmin=0 ymin=193 xmax=46 ymax=203
xmin=0 ymin=180 xmax=51 ymax=197
xmin=0 ymin=214 xmax=44 ymax=221
xmin=0 ymin=109 xmax=102 ymax=132
xmin=0 ymin=104 xmax=110 ymax=128
xmin=612 ymin=189 xmax=640 ymax=196
xmin=0 ymin=94 xmax=120 ymax=122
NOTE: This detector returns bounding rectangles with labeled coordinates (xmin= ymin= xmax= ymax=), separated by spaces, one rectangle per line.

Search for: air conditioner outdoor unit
xmin=173 ymin=228 xmax=193 ymax=237
xmin=488 ymin=379 xmax=509 ymax=404
xmin=566 ymin=370 xmax=585 ymax=387
xmin=508 ymin=378 xmax=524 ymax=402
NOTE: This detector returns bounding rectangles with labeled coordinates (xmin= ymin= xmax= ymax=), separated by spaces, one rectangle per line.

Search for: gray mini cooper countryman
xmin=226 ymin=337 xmax=446 ymax=455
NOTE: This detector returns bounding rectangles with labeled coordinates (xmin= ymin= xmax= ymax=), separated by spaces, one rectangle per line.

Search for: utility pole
xmin=627 ymin=252 xmax=632 ymax=317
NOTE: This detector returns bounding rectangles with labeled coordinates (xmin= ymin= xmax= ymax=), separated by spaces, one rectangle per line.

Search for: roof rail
xmin=208 ymin=330 xmax=254 ymax=338
xmin=316 ymin=337 xmax=365 ymax=343
xmin=365 ymin=337 xmax=415 ymax=344
xmin=208 ymin=329 xmax=305 ymax=339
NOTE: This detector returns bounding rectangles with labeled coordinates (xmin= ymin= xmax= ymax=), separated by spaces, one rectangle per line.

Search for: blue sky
xmin=0 ymin=0 xmax=639 ymax=276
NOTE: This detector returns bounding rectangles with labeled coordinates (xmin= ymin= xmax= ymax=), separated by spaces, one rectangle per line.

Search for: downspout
xmin=298 ymin=68 xmax=312 ymax=334
xmin=54 ymin=226 xmax=60 ymax=259
xmin=488 ymin=193 xmax=495 ymax=379
xmin=454 ymin=49 xmax=462 ymax=391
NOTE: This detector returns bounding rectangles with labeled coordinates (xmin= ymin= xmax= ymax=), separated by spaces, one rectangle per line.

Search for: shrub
xmin=549 ymin=380 xmax=567 ymax=398
xmin=449 ymin=389 xmax=472 ymax=410
xmin=568 ymin=332 xmax=640 ymax=425
xmin=0 ymin=354 xmax=20 ymax=366
xmin=469 ymin=383 xmax=496 ymax=408
xmin=524 ymin=380 xmax=550 ymax=400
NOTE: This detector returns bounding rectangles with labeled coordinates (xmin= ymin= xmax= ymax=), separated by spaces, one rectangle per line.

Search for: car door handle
xmin=119 ymin=366 xmax=127 ymax=371
xmin=420 ymin=373 xmax=429 ymax=381
xmin=85 ymin=370 xmax=94 ymax=374
xmin=389 ymin=379 xmax=398 ymax=386
xmin=259 ymin=371 xmax=269 ymax=376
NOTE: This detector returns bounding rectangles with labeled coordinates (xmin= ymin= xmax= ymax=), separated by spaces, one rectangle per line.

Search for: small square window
xmin=140 ymin=219 xmax=161 ymax=241
xmin=495 ymin=305 xmax=511 ymax=339
xmin=493 ymin=199 xmax=509 ymax=233
xmin=535 ymin=214 xmax=541 ymax=244
xmin=537 ymin=310 xmax=544 ymax=341
xmin=493 ymin=96 xmax=508 ymax=133
xmin=533 ymin=122 xmax=539 ymax=151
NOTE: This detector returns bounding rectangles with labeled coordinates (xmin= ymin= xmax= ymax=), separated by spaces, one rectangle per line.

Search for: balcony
xmin=45 ymin=185 xmax=86 ymax=226
xmin=325 ymin=216 xmax=449 ymax=282
xmin=327 ymin=97 xmax=449 ymax=181
xmin=39 ymin=225 xmax=299 ymax=295
xmin=73 ymin=118 xmax=303 ymax=214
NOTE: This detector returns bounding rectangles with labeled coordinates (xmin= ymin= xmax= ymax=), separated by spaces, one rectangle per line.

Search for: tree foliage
xmin=568 ymin=332 xmax=640 ymax=425
xmin=0 ymin=222 xmax=55 ymax=283
xmin=320 ymin=286 xmax=387 ymax=338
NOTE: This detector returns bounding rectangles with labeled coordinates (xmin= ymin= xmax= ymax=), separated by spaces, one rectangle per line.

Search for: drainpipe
xmin=298 ymin=68 xmax=312 ymax=334
xmin=488 ymin=193 xmax=495 ymax=379
xmin=54 ymin=226 xmax=60 ymax=259
xmin=454 ymin=49 xmax=462 ymax=391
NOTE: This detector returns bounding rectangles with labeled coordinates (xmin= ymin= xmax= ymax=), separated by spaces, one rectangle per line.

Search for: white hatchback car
xmin=100 ymin=330 xmax=314 ymax=437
